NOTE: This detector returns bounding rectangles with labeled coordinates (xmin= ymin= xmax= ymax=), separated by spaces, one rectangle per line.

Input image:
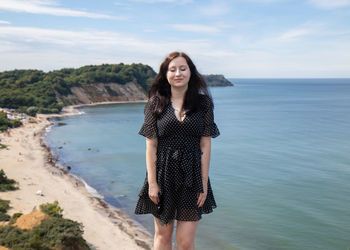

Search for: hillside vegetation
xmin=0 ymin=63 xmax=155 ymax=115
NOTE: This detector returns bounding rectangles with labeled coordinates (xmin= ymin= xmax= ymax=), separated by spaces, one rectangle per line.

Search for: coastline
xmin=66 ymin=100 xmax=147 ymax=110
xmin=0 ymin=102 xmax=152 ymax=250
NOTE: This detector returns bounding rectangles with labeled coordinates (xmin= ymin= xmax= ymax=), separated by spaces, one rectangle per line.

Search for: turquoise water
xmin=45 ymin=79 xmax=350 ymax=250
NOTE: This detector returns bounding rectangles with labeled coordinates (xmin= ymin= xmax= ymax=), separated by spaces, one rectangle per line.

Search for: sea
xmin=45 ymin=79 xmax=350 ymax=250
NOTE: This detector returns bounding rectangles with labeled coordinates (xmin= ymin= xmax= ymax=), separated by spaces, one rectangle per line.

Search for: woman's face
xmin=166 ymin=56 xmax=191 ymax=89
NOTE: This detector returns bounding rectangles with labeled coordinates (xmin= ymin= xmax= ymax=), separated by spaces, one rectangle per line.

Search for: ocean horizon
xmin=45 ymin=78 xmax=350 ymax=250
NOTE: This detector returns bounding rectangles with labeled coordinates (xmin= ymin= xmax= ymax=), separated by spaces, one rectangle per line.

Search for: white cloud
xmin=308 ymin=0 xmax=350 ymax=9
xmin=0 ymin=25 xmax=349 ymax=77
xmin=170 ymin=24 xmax=221 ymax=33
xmin=0 ymin=0 xmax=123 ymax=20
xmin=0 ymin=26 xmax=143 ymax=48
xmin=278 ymin=28 xmax=311 ymax=41
xmin=0 ymin=20 xmax=11 ymax=24
xmin=199 ymin=2 xmax=230 ymax=16
xmin=0 ymin=41 xmax=22 ymax=53
xmin=0 ymin=25 xmax=218 ymax=71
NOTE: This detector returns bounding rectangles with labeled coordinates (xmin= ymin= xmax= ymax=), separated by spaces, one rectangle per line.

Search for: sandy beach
xmin=0 ymin=104 xmax=152 ymax=250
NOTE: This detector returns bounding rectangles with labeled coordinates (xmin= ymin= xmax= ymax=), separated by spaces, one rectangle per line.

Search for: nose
xmin=175 ymin=69 xmax=181 ymax=76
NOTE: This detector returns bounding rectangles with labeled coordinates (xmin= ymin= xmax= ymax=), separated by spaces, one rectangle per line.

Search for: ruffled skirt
xmin=134 ymin=146 xmax=217 ymax=225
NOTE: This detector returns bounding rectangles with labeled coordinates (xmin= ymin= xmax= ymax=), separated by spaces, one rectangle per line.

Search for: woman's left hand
xmin=197 ymin=185 xmax=208 ymax=208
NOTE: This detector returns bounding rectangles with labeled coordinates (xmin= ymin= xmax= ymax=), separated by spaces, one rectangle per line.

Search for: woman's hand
xmin=149 ymin=182 xmax=160 ymax=205
xmin=197 ymin=185 xmax=208 ymax=208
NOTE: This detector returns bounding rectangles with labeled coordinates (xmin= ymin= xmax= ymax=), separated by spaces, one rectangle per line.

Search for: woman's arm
xmin=198 ymin=136 xmax=211 ymax=207
xmin=146 ymin=137 xmax=160 ymax=205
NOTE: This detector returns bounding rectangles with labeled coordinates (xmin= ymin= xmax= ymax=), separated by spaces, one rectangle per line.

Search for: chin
xmin=172 ymin=81 xmax=188 ymax=87
xmin=172 ymin=84 xmax=188 ymax=89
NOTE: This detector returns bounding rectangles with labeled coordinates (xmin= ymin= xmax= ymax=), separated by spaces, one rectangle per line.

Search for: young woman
xmin=135 ymin=51 xmax=220 ymax=250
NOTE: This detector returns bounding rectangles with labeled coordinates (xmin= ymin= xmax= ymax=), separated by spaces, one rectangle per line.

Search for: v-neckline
xmin=169 ymin=101 xmax=187 ymax=123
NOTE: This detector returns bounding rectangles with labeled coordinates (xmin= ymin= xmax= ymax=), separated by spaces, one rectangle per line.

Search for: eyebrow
xmin=169 ymin=65 xmax=188 ymax=68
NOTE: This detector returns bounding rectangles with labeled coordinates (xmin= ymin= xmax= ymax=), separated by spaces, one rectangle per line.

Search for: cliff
xmin=56 ymin=81 xmax=148 ymax=105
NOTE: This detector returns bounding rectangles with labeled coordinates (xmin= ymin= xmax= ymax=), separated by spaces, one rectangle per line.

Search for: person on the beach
xmin=135 ymin=51 xmax=220 ymax=249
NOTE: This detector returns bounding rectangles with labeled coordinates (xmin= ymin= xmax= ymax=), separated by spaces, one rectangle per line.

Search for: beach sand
xmin=0 ymin=103 xmax=152 ymax=250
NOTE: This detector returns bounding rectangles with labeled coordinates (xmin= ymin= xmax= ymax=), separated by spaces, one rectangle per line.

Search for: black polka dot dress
xmin=135 ymin=94 xmax=220 ymax=225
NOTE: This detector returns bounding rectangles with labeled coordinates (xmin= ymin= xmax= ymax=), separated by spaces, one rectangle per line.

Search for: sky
xmin=0 ymin=0 xmax=349 ymax=78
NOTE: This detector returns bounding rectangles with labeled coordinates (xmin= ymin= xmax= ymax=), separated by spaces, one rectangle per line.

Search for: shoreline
xmin=0 ymin=101 xmax=152 ymax=250
xmin=65 ymin=100 xmax=147 ymax=111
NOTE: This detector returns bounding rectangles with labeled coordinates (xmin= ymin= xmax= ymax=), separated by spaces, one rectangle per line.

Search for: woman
xmin=135 ymin=51 xmax=220 ymax=250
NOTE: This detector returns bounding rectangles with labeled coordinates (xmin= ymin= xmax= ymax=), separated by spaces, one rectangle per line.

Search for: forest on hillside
xmin=0 ymin=63 xmax=156 ymax=115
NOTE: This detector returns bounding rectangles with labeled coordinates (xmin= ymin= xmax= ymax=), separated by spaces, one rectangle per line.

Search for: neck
xmin=170 ymin=85 xmax=188 ymax=102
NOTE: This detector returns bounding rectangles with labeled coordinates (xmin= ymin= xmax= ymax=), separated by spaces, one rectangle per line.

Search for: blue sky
xmin=0 ymin=0 xmax=349 ymax=77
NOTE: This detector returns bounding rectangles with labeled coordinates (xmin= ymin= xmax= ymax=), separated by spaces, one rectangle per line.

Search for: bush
xmin=0 ymin=212 xmax=11 ymax=221
xmin=50 ymin=108 xmax=59 ymax=114
xmin=0 ymin=169 xmax=18 ymax=191
xmin=38 ymin=107 xmax=59 ymax=114
xmin=34 ymin=217 xmax=88 ymax=248
xmin=0 ymin=225 xmax=29 ymax=247
xmin=0 ymin=199 xmax=11 ymax=213
xmin=10 ymin=119 xmax=22 ymax=128
xmin=9 ymin=212 xmax=23 ymax=225
xmin=26 ymin=106 xmax=39 ymax=117
xmin=0 ymin=183 xmax=18 ymax=191
xmin=0 ymin=111 xmax=9 ymax=132
xmin=0 ymin=199 xmax=11 ymax=221
xmin=39 ymin=200 xmax=63 ymax=218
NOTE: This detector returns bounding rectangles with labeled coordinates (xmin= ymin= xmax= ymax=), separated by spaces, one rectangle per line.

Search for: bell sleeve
xmin=201 ymin=95 xmax=220 ymax=138
xmin=138 ymin=96 xmax=159 ymax=139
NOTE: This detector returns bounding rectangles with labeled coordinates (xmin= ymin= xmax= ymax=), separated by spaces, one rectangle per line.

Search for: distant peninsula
xmin=0 ymin=63 xmax=233 ymax=116
xmin=204 ymin=74 xmax=233 ymax=87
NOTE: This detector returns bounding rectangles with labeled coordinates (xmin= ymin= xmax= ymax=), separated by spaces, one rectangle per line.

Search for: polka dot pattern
xmin=135 ymin=94 xmax=220 ymax=225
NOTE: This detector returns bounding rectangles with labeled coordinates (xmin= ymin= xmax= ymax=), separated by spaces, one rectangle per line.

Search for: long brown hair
xmin=149 ymin=51 xmax=212 ymax=116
